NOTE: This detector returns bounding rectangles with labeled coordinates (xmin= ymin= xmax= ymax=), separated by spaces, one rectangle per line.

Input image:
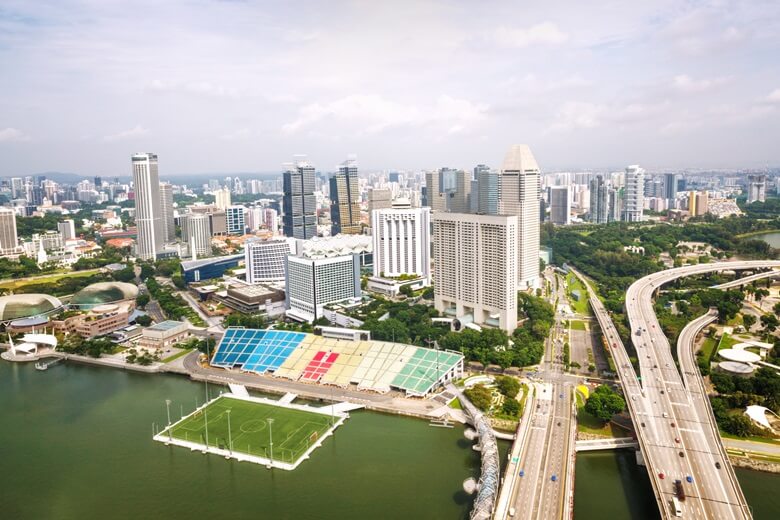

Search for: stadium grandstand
xmin=211 ymin=328 xmax=463 ymax=397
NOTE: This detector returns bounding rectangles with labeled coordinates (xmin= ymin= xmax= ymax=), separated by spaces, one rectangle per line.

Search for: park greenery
xmin=463 ymin=383 xmax=492 ymax=411
xmin=654 ymin=288 xmax=745 ymax=347
xmin=57 ymin=335 xmax=116 ymax=358
xmin=145 ymin=278 xmax=206 ymax=327
xmin=584 ymin=384 xmax=626 ymax=422
xmin=0 ymin=255 xmax=56 ymax=281
xmin=10 ymin=272 xmax=112 ymax=297
xmin=709 ymin=368 xmax=780 ymax=437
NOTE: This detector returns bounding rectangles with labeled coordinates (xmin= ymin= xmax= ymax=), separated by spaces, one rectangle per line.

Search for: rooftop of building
xmin=180 ymin=253 xmax=244 ymax=271
xmin=146 ymin=320 xmax=187 ymax=332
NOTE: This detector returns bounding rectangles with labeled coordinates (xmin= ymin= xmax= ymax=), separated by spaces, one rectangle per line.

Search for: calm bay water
xmin=752 ymin=231 xmax=780 ymax=248
xmin=0 ymin=361 xmax=484 ymax=520
xmin=2 ymin=360 xmax=775 ymax=519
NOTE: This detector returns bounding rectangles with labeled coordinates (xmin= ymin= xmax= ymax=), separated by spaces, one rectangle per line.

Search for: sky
xmin=1 ymin=0 xmax=780 ymax=177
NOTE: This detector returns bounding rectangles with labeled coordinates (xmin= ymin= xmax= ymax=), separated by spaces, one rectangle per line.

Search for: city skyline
xmin=2 ymin=1 xmax=780 ymax=176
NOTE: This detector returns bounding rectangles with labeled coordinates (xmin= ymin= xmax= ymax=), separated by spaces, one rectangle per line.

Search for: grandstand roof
xmin=212 ymin=328 xmax=463 ymax=396
xmin=718 ymin=348 xmax=761 ymax=363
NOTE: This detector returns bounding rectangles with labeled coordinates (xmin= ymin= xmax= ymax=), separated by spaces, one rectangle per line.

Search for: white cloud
xmin=103 ymin=125 xmax=148 ymax=142
xmin=672 ymin=74 xmax=728 ymax=93
xmin=547 ymin=100 xmax=669 ymax=132
xmin=282 ymin=94 xmax=488 ymax=135
xmin=766 ymin=89 xmax=780 ymax=103
xmin=0 ymin=127 xmax=30 ymax=142
xmin=219 ymin=128 xmax=251 ymax=141
xmin=493 ymin=22 xmax=568 ymax=48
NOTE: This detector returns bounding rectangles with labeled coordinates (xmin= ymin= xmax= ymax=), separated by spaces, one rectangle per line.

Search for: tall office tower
xmin=388 ymin=172 xmax=400 ymax=183
xmin=10 ymin=177 xmax=23 ymax=199
xmin=476 ymin=168 xmax=500 ymax=215
xmin=0 ymin=207 xmax=19 ymax=255
xmin=244 ymin=237 xmax=295 ymax=284
xmin=282 ymin=160 xmax=317 ymax=239
xmin=58 ymin=219 xmax=76 ymax=241
xmin=181 ymin=213 xmax=211 ymax=258
xmin=469 ymin=179 xmax=480 ymax=212
xmin=499 ymin=144 xmax=540 ymax=289
xmin=588 ymin=176 xmax=609 ymax=224
xmin=263 ymin=208 xmax=279 ymax=234
xmin=747 ymin=174 xmax=767 ymax=203
xmin=132 ymin=152 xmax=164 ymax=260
xmin=226 ymin=205 xmax=246 ymax=235
xmin=664 ymin=173 xmax=678 ymax=206
xmin=367 ymin=188 xmax=392 ymax=215
xmin=549 ymin=186 xmax=571 ymax=225
xmin=214 ymin=187 xmax=232 ymax=210
xmin=621 ymin=165 xmax=645 ymax=222
xmin=159 ymin=183 xmax=175 ymax=242
xmin=424 ymin=170 xmax=446 ymax=211
xmin=210 ymin=210 xmax=227 ymax=236
xmin=451 ymin=168 xmax=472 ymax=213
xmin=688 ymin=191 xmax=709 ymax=217
xmin=608 ymin=188 xmax=622 ymax=222
xmin=372 ymin=207 xmax=431 ymax=281
xmin=433 ymin=212 xmax=518 ymax=333
xmin=285 ymin=254 xmax=361 ymax=322
xmin=644 ymin=177 xmax=664 ymax=198
xmin=330 ymin=159 xmax=361 ymax=235
xmin=94 ymin=176 xmax=103 ymax=188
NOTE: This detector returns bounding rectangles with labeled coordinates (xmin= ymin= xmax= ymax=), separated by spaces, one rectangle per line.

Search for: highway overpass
xmin=575 ymin=260 xmax=780 ymax=519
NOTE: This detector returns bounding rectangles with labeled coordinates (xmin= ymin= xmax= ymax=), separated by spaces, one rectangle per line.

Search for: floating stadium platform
xmin=211 ymin=328 xmax=464 ymax=397
xmin=154 ymin=391 xmax=351 ymax=471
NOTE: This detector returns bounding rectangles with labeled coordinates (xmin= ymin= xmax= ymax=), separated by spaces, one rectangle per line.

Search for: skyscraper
xmin=181 ymin=213 xmax=211 ymax=258
xmin=245 ymin=237 xmax=295 ymax=283
xmin=433 ymin=212 xmax=518 ymax=333
xmin=664 ymin=173 xmax=678 ymax=206
xmin=476 ymin=167 xmax=500 ymax=215
xmin=588 ymin=176 xmax=609 ymax=224
xmin=330 ymin=158 xmax=361 ymax=235
xmin=499 ymin=144 xmax=540 ymax=289
xmin=0 ymin=207 xmax=19 ymax=255
xmin=282 ymin=160 xmax=317 ymax=239
xmin=214 ymin=187 xmax=232 ymax=210
xmin=226 ymin=205 xmax=246 ymax=235
xmin=608 ymin=188 xmax=622 ymax=223
xmin=621 ymin=165 xmax=645 ymax=222
xmin=159 ymin=183 xmax=175 ymax=242
xmin=424 ymin=170 xmax=445 ymax=212
xmin=747 ymin=174 xmax=767 ymax=203
xmin=286 ymin=254 xmax=362 ymax=322
xmin=372 ymin=207 xmax=431 ymax=281
xmin=367 ymin=188 xmax=392 ymax=215
xmin=132 ymin=152 xmax=163 ymax=260
xmin=549 ymin=186 xmax=571 ymax=225
xmin=58 ymin=219 xmax=76 ymax=241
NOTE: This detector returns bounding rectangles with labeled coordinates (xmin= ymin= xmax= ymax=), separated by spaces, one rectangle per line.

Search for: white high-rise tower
xmin=499 ymin=144 xmax=540 ymax=289
xmin=132 ymin=152 xmax=163 ymax=260
xmin=622 ymin=165 xmax=645 ymax=222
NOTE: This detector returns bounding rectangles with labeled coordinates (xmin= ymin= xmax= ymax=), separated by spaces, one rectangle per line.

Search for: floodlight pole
xmin=226 ymin=409 xmax=233 ymax=454
xmin=204 ymin=407 xmax=210 ymax=450
xmin=165 ymin=399 xmax=172 ymax=441
xmin=268 ymin=418 xmax=275 ymax=464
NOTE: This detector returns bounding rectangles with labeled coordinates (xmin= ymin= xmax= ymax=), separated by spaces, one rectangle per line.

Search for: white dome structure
xmin=718 ymin=349 xmax=761 ymax=363
xmin=0 ymin=294 xmax=63 ymax=322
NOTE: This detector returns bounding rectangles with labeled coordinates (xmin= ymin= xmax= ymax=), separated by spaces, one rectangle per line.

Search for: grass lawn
xmin=718 ymin=333 xmax=739 ymax=352
xmin=566 ymin=273 xmax=591 ymax=315
xmin=720 ymin=431 xmax=780 ymax=446
xmin=161 ymin=348 xmax=193 ymax=363
xmin=167 ymin=396 xmax=334 ymax=464
xmin=0 ymin=269 xmax=101 ymax=290
xmin=699 ymin=336 xmax=718 ymax=362
xmin=575 ymin=393 xmax=631 ymax=438
xmin=448 ymin=398 xmax=462 ymax=410
xmin=569 ymin=320 xmax=588 ymax=331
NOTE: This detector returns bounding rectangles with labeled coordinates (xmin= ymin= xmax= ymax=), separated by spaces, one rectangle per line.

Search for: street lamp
xmin=267 ymin=418 xmax=275 ymax=463
xmin=226 ymin=409 xmax=233 ymax=455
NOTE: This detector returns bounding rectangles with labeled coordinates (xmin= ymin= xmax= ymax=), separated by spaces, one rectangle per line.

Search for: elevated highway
xmin=574 ymin=260 xmax=780 ymax=519
xmin=712 ymin=268 xmax=780 ymax=289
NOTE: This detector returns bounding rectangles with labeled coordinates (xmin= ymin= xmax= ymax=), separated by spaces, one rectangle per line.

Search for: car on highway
xmin=675 ymin=437 xmax=680 ymax=443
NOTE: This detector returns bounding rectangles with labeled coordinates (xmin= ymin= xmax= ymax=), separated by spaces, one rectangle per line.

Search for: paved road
xmin=505 ymin=270 xmax=575 ymax=520
xmin=578 ymin=260 xmax=780 ymax=519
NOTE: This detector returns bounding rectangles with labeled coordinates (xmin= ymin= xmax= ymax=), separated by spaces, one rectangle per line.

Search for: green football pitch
xmin=167 ymin=396 xmax=335 ymax=464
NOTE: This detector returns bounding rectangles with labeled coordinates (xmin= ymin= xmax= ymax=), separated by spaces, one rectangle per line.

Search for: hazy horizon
xmin=2 ymin=1 xmax=780 ymax=176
